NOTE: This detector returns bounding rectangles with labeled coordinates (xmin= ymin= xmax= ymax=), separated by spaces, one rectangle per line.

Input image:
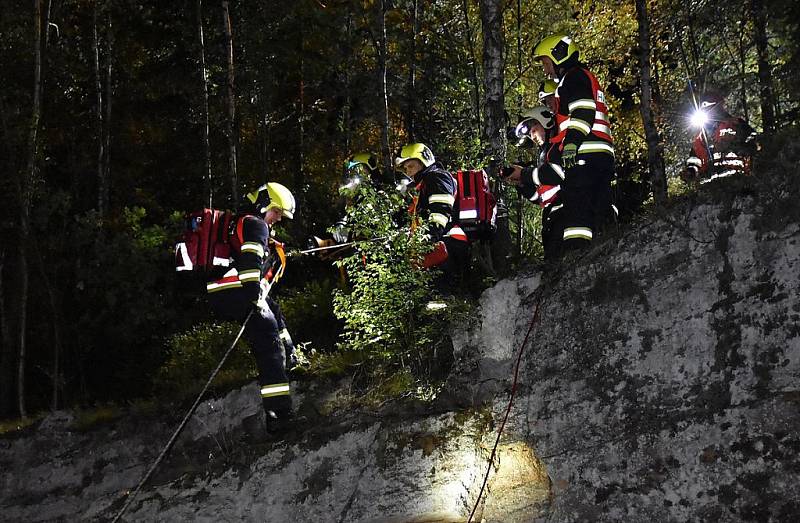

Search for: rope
xmin=110 ymin=309 xmax=254 ymax=523
xmin=467 ymin=289 xmax=544 ymax=523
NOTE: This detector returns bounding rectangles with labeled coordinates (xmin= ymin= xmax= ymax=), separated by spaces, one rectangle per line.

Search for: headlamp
xmin=514 ymin=119 xmax=533 ymax=139
xmin=339 ymin=174 xmax=363 ymax=192
xmin=690 ymin=108 xmax=709 ymax=128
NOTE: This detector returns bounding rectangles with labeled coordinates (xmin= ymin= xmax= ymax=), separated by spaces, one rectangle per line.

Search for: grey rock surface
xmin=2 ymin=185 xmax=799 ymax=522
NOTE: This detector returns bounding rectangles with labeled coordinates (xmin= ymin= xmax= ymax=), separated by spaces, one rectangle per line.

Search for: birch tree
xmin=377 ymin=0 xmax=391 ymax=176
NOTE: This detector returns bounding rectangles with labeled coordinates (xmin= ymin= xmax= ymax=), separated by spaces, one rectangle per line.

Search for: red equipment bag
xmin=454 ymin=169 xmax=497 ymax=241
xmin=175 ymin=208 xmax=235 ymax=274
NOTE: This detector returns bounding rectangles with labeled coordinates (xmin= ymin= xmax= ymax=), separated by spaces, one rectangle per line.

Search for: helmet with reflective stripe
xmin=533 ymin=34 xmax=579 ymax=65
xmin=538 ymin=79 xmax=558 ymax=101
xmin=246 ymin=182 xmax=296 ymax=219
xmin=395 ymin=143 xmax=435 ymax=168
xmin=347 ymin=152 xmax=378 ymax=173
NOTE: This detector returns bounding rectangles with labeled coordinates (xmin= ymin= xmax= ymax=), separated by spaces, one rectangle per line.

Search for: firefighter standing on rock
xmin=684 ymin=91 xmax=758 ymax=183
xmin=532 ymin=34 xmax=615 ymax=255
xmin=504 ymin=106 xmax=566 ymax=259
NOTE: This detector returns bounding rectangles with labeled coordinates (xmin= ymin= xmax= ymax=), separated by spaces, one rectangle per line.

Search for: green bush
xmin=154 ymin=322 xmax=256 ymax=399
xmin=316 ymin=183 xmax=458 ymax=403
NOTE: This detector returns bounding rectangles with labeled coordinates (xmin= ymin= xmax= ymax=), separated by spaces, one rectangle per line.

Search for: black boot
xmin=265 ymin=409 xmax=294 ymax=437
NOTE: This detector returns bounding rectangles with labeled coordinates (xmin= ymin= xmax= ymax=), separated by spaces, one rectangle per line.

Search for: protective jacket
xmin=554 ymin=65 xmax=614 ymax=159
xmin=686 ymin=114 xmax=757 ymax=180
xmin=409 ymin=162 xmax=469 ymax=275
xmin=519 ymin=130 xmax=566 ymax=208
xmin=410 ymin=162 xmax=467 ymax=243
xmin=547 ymin=61 xmax=616 ymax=250
xmin=206 ymin=214 xmax=292 ymax=420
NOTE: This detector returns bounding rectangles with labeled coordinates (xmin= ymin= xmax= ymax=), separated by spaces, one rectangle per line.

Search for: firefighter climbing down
xmin=206 ymin=182 xmax=297 ymax=435
xmin=308 ymin=152 xmax=383 ymax=259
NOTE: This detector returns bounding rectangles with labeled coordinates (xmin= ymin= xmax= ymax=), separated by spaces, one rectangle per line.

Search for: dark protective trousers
xmin=556 ymin=154 xmax=615 ymax=256
xmin=434 ymin=236 xmax=470 ymax=294
xmin=208 ymin=289 xmax=292 ymax=418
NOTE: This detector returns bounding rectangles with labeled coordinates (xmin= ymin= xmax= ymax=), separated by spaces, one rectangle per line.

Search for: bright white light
xmin=426 ymin=301 xmax=448 ymax=310
xmin=690 ymin=109 xmax=708 ymax=128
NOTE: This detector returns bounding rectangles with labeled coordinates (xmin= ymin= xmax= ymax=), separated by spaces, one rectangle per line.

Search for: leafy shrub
xmin=332 ymin=184 xmax=436 ymax=357
xmin=154 ymin=321 xmax=256 ymax=399
xmin=318 ymin=183 xmax=458 ymax=403
xmin=278 ymin=278 xmax=341 ymax=353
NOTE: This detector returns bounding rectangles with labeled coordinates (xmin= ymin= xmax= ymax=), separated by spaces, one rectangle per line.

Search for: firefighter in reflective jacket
xmin=504 ymin=107 xmax=566 ymax=259
xmin=533 ymin=34 xmax=615 ymax=253
xmin=206 ymin=182 xmax=296 ymax=433
xmin=684 ymin=92 xmax=757 ymax=183
xmin=309 ymin=152 xmax=383 ymax=257
xmin=395 ymin=143 xmax=469 ymax=282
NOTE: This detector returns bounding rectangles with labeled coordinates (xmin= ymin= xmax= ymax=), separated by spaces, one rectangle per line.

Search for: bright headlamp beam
xmin=690 ymin=109 xmax=708 ymax=128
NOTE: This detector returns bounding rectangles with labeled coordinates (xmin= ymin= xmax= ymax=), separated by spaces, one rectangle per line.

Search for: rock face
xmin=2 ymin=180 xmax=800 ymax=522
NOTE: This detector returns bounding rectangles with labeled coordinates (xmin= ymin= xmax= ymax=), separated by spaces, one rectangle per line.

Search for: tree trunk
xmin=34 ymin=247 xmax=63 ymax=411
xmin=636 ymin=0 xmax=666 ymax=204
xmin=93 ymin=1 xmax=106 ymax=216
xmin=221 ymin=1 xmax=238 ymax=204
xmin=103 ymin=6 xmax=112 ymax=212
xmin=296 ymin=18 xmax=305 ymax=217
xmin=461 ymin=0 xmax=481 ymax=138
xmin=737 ymin=10 xmax=749 ymax=122
xmin=480 ymin=0 xmax=507 ymax=274
xmin=343 ymin=10 xmax=353 ymax=155
xmin=479 ymin=0 xmax=504 ymax=175
xmin=514 ymin=0 xmax=523 ymax=258
xmin=377 ymin=0 xmax=391 ymax=176
xmin=19 ymin=0 xmax=45 ymax=419
xmin=197 ymin=0 xmax=213 ymax=207
xmin=406 ymin=0 xmax=418 ymax=140
xmin=751 ymin=0 xmax=775 ymax=132
xmin=0 ymin=250 xmax=14 ymax=418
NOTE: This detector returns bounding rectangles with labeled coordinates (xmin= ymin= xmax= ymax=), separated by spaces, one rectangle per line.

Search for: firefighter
xmin=206 ymin=182 xmax=296 ymax=434
xmin=533 ymin=34 xmax=615 ymax=254
xmin=539 ymin=79 xmax=559 ymax=113
xmin=684 ymin=92 xmax=758 ymax=183
xmin=503 ymin=107 xmax=566 ymax=259
xmin=308 ymin=153 xmax=381 ymax=257
xmin=395 ymin=143 xmax=469 ymax=287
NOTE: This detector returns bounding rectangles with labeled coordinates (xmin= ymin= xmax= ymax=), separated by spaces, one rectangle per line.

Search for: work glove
xmin=332 ymin=223 xmax=350 ymax=244
xmin=562 ymin=143 xmax=578 ymax=170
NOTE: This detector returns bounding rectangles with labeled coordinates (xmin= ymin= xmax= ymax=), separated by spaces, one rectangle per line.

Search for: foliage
xmin=278 ymin=278 xmax=341 ymax=353
xmin=322 ymin=182 xmax=455 ymax=401
xmin=332 ymin=183 xmax=435 ymax=355
xmin=71 ymin=404 xmax=124 ymax=432
xmin=154 ymin=321 xmax=256 ymax=400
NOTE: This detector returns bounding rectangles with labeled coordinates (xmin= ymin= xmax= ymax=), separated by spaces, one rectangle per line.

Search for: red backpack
xmin=175 ymin=208 xmax=237 ymax=275
xmin=454 ymin=169 xmax=497 ymax=241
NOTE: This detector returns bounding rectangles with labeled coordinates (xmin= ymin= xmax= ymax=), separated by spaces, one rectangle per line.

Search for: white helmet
xmin=514 ymin=107 xmax=555 ymax=146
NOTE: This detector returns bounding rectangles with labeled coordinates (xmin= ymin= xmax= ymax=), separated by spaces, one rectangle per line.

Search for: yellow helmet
xmin=394 ymin=143 xmax=435 ymax=168
xmin=538 ymin=79 xmax=558 ymax=100
xmin=246 ymin=182 xmax=296 ymax=219
xmin=533 ymin=34 xmax=579 ymax=65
